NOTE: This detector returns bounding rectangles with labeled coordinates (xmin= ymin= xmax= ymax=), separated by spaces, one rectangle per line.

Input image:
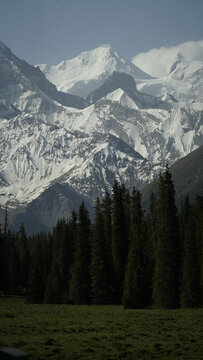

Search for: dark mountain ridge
xmin=0 ymin=40 xmax=87 ymax=109
xmin=141 ymin=145 xmax=203 ymax=208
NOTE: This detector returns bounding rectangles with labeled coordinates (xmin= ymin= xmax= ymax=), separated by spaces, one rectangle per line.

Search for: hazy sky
xmin=0 ymin=0 xmax=203 ymax=65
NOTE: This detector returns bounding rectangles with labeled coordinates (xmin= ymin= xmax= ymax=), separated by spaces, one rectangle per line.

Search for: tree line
xmin=0 ymin=167 xmax=202 ymax=308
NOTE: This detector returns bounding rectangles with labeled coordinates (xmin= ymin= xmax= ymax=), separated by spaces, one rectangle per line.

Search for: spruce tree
xmin=148 ymin=191 xmax=157 ymax=252
xmin=68 ymin=210 xmax=77 ymax=253
xmin=111 ymin=181 xmax=129 ymax=303
xmin=8 ymin=233 xmax=20 ymax=294
xmin=69 ymin=202 xmax=91 ymax=304
xmin=45 ymin=219 xmax=71 ymax=303
xmin=146 ymin=191 xmax=157 ymax=293
xmin=28 ymin=234 xmax=48 ymax=303
xmin=90 ymin=198 xmax=110 ymax=304
xmin=153 ymin=167 xmax=181 ymax=308
xmin=101 ymin=191 xmax=115 ymax=303
xmin=18 ymin=224 xmax=29 ymax=293
xmin=193 ymin=195 xmax=203 ymax=305
xmin=180 ymin=196 xmax=201 ymax=307
xmin=0 ymin=225 xmax=3 ymax=290
xmin=0 ymin=224 xmax=8 ymax=292
xmin=0 ymin=213 xmax=9 ymax=293
xmin=122 ymin=189 xmax=151 ymax=308
xmin=3 ymin=206 xmax=8 ymax=235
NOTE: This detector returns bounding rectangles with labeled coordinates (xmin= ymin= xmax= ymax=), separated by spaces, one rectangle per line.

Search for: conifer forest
xmin=0 ymin=168 xmax=202 ymax=309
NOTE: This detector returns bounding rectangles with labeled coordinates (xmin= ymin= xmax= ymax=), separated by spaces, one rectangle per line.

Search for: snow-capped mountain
xmin=0 ymin=40 xmax=87 ymax=113
xmin=0 ymin=40 xmax=202 ymax=233
xmin=38 ymin=45 xmax=152 ymax=97
xmin=135 ymin=54 xmax=203 ymax=103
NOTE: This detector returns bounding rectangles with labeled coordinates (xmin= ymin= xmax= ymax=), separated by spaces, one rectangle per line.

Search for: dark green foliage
xmin=18 ymin=224 xmax=30 ymax=293
xmin=122 ymin=189 xmax=152 ymax=308
xmin=3 ymin=206 xmax=8 ymax=235
xmin=146 ymin=191 xmax=157 ymax=290
xmin=180 ymin=197 xmax=201 ymax=307
xmin=69 ymin=202 xmax=91 ymax=304
xmin=148 ymin=191 xmax=157 ymax=252
xmin=8 ymin=233 xmax=20 ymax=294
xmin=0 ymin=225 xmax=3 ymax=287
xmin=101 ymin=191 xmax=115 ymax=302
xmin=90 ymin=198 xmax=110 ymax=304
xmin=153 ymin=167 xmax=181 ymax=308
xmin=0 ymin=225 xmax=8 ymax=292
xmin=194 ymin=196 xmax=203 ymax=306
xmin=28 ymin=233 xmax=50 ymax=303
xmin=68 ymin=210 xmax=77 ymax=254
xmin=2 ymin=172 xmax=202 ymax=309
xmin=0 ymin=208 xmax=10 ymax=292
xmin=111 ymin=181 xmax=129 ymax=302
xmin=45 ymin=219 xmax=71 ymax=303
xmin=194 ymin=196 xmax=203 ymax=305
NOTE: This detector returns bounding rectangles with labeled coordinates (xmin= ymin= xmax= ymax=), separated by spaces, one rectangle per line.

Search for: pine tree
xmin=68 ymin=210 xmax=77 ymax=252
xmin=90 ymin=198 xmax=110 ymax=304
xmin=101 ymin=191 xmax=115 ymax=303
xmin=122 ymin=189 xmax=151 ymax=308
xmin=18 ymin=224 xmax=30 ymax=293
xmin=153 ymin=167 xmax=181 ymax=308
xmin=0 ymin=225 xmax=2 ymax=289
xmin=0 ymin=224 xmax=7 ymax=292
xmin=180 ymin=196 xmax=201 ymax=307
xmin=28 ymin=234 xmax=49 ymax=303
xmin=111 ymin=181 xmax=129 ymax=303
xmin=148 ymin=191 xmax=157 ymax=252
xmin=146 ymin=191 xmax=157 ymax=294
xmin=3 ymin=206 xmax=8 ymax=235
xmin=0 ymin=210 xmax=9 ymax=293
xmin=45 ymin=219 xmax=71 ymax=303
xmin=8 ymin=232 xmax=20 ymax=294
xmin=193 ymin=195 xmax=203 ymax=305
xmin=69 ymin=202 xmax=91 ymax=304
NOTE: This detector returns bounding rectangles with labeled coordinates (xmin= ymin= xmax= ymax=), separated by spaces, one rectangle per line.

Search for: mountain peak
xmin=105 ymin=71 xmax=137 ymax=88
xmin=38 ymin=45 xmax=151 ymax=97
xmin=99 ymin=43 xmax=112 ymax=49
xmin=0 ymin=40 xmax=8 ymax=51
xmin=169 ymin=53 xmax=184 ymax=74
xmin=0 ymin=40 xmax=13 ymax=58
xmin=78 ymin=44 xmax=115 ymax=57
xmin=69 ymin=44 xmax=126 ymax=71
xmin=86 ymin=71 xmax=138 ymax=104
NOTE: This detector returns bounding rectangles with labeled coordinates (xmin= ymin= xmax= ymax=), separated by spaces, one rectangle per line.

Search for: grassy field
xmin=0 ymin=297 xmax=202 ymax=360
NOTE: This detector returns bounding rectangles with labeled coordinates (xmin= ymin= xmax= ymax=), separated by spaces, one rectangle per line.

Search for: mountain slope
xmin=136 ymin=55 xmax=203 ymax=103
xmin=142 ymin=145 xmax=203 ymax=208
xmin=170 ymin=144 xmax=203 ymax=200
xmin=7 ymin=183 xmax=94 ymax=235
xmin=0 ymin=41 xmax=202 ymax=234
xmin=86 ymin=71 xmax=169 ymax=110
xmin=0 ymin=40 xmax=86 ymax=112
xmin=6 ymin=144 xmax=203 ymax=235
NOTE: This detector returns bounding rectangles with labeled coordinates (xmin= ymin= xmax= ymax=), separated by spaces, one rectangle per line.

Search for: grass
xmin=0 ymin=297 xmax=203 ymax=360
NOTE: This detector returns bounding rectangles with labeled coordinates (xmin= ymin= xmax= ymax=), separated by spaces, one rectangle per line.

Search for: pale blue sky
xmin=0 ymin=0 xmax=202 ymax=65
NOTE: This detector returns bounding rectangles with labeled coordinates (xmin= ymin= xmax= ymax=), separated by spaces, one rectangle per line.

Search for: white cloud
xmin=132 ymin=40 xmax=203 ymax=77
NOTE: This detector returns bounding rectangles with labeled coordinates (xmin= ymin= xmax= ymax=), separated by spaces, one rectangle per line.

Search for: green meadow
xmin=0 ymin=297 xmax=202 ymax=360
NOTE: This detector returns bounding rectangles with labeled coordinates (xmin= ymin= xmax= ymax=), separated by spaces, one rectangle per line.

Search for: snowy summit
xmin=38 ymin=45 xmax=152 ymax=97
